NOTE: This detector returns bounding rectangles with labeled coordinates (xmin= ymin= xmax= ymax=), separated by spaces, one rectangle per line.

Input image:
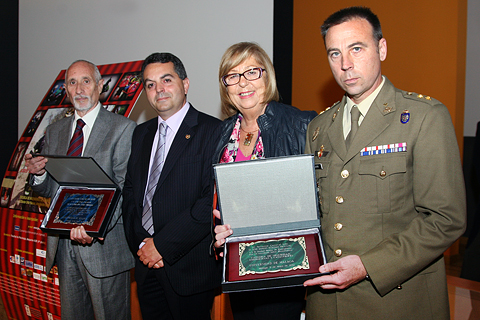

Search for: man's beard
xmin=72 ymin=94 xmax=94 ymax=112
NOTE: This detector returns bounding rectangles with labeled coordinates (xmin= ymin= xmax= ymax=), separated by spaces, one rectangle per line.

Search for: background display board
xmin=0 ymin=60 xmax=143 ymax=319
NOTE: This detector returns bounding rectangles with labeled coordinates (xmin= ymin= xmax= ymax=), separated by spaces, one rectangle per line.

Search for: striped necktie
xmin=142 ymin=122 xmax=167 ymax=235
xmin=67 ymin=119 xmax=86 ymax=156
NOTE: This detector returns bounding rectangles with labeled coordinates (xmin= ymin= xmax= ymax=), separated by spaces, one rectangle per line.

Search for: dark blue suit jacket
xmin=123 ymin=105 xmax=222 ymax=296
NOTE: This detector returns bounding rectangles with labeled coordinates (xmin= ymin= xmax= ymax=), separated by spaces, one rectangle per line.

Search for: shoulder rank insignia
xmin=319 ymin=106 xmax=331 ymax=116
xmin=406 ymin=91 xmax=432 ymax=101
xmin=400 ymin=110 xmax=410 ymax=124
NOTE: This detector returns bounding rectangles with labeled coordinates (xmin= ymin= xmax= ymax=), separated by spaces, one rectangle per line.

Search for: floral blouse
xmin=219 ymin=114 xmax=264 ymax=163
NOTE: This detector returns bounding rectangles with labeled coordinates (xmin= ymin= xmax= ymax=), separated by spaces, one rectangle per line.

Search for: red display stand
xmin=0 ymin=60 xmax=143 ymax=319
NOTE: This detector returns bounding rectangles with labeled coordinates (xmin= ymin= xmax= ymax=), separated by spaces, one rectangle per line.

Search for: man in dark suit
xmin=25 ymin=60 xmax=136 ymax=320
xmin=303 ymin=7 xmax=466 ymax=319
xmin=122 ymin=52 xmax=222 ymax=320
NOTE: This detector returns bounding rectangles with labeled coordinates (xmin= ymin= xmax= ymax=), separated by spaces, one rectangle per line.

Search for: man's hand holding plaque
xmin=70 ymin=226 xmax=103 ymax=244
xmin=303 ymin=255 xmax=368 ymax=290
xmin=25 ymin=152 xmax=47 ymax=176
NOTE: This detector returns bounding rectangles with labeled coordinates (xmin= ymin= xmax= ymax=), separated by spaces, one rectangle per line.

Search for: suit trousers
xmin=57 ymin=238 xmax=131 ymax=320
xmin=229 ymin=287 xmax=305 ymax=320
xmin=137 ymin=268 xmax=214 ymax=320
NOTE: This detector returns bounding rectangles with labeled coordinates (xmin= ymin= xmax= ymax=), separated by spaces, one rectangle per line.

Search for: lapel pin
xmin=332 ymin=106 xmax=340 ymax=120
xmin=317 ymin=145 xmax=324 ymax=158
xmin=317 ymin=145 xmax=329 ymax=158
xmin=312 ymin=127 xmax=319 ymax=141
xmin=185 ymin=134 xmax=191 ymax=139
xmin=334 ymin=106 xmax=341 ymax=120
xmin=401 ymin=110 xmax=410 ymax=124
xmin=383 ymin=103 xmax=392 ymax=113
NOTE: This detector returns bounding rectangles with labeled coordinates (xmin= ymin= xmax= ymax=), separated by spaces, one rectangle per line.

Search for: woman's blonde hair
xmin=218 ymin=42 xmax=279 ymax=117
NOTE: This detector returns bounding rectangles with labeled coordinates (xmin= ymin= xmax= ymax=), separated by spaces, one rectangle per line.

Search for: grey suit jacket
xmin=305 ymin=78 xmax=466 ymax=320
xmin=32 ymin=106 xmax=136 ymax=277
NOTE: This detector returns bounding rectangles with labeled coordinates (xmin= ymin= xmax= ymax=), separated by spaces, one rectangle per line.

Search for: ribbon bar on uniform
xmin=360 ymin=142 xmax=407 ymax=156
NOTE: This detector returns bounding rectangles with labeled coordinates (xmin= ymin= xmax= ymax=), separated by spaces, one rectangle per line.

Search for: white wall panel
xmin=19 ymin=0 xmax=274 ymax=136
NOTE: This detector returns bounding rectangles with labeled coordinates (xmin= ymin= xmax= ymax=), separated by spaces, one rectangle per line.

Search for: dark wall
xmin=273 ymin=0 xmax=293 ymax=105
xmin=0 ymin=1 xmax=19 ymax=177
xmin=464 ymin=134 xmax=480 ymax=239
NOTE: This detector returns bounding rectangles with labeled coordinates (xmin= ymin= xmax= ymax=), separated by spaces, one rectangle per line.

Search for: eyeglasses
xmin=222 ymin=68 xmax=266 ymax=86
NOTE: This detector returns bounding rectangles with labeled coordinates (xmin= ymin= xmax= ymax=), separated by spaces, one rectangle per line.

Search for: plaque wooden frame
xmin=39 ymin=156 xmax=121 ymax=238
xmin=225 ymin=230 xmax=325 ymax=290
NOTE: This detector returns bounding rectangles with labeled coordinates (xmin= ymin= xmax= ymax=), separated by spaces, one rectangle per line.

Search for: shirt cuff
xmin=32 ymin=172 xmax=47 ymax=185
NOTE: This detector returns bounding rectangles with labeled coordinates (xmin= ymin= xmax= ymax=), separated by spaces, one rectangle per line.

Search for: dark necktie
xmin=142 ymin=122 xmax=167 ymax=235
xmin=346 ymin=105 xmax=360 ymax=150
xmin=67 ymin=119 xmax=86 ymax=156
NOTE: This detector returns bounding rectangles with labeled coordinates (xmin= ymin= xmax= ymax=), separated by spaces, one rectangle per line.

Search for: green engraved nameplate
xmin=238 ymin=236 xmax=309 ymax=276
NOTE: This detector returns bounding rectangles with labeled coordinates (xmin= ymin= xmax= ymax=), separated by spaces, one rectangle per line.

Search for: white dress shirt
xmin=145 ymin=102 xmax=190 ymax=191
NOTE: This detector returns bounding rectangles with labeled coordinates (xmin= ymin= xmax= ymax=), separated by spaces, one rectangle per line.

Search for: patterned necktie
xmin=67 ymin=119 xmax=86 ymax=156
xmin=346 ymin=105 xmax=360 ymax=150
xmin=142 ymin=122 xmax=167 ymax=235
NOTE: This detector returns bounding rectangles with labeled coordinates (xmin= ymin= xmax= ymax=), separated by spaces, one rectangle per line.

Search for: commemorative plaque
xmin=214 ymin=154 xmax=327 ymax=292
xmin=39 ymin=156 xmax=120 ymax=238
